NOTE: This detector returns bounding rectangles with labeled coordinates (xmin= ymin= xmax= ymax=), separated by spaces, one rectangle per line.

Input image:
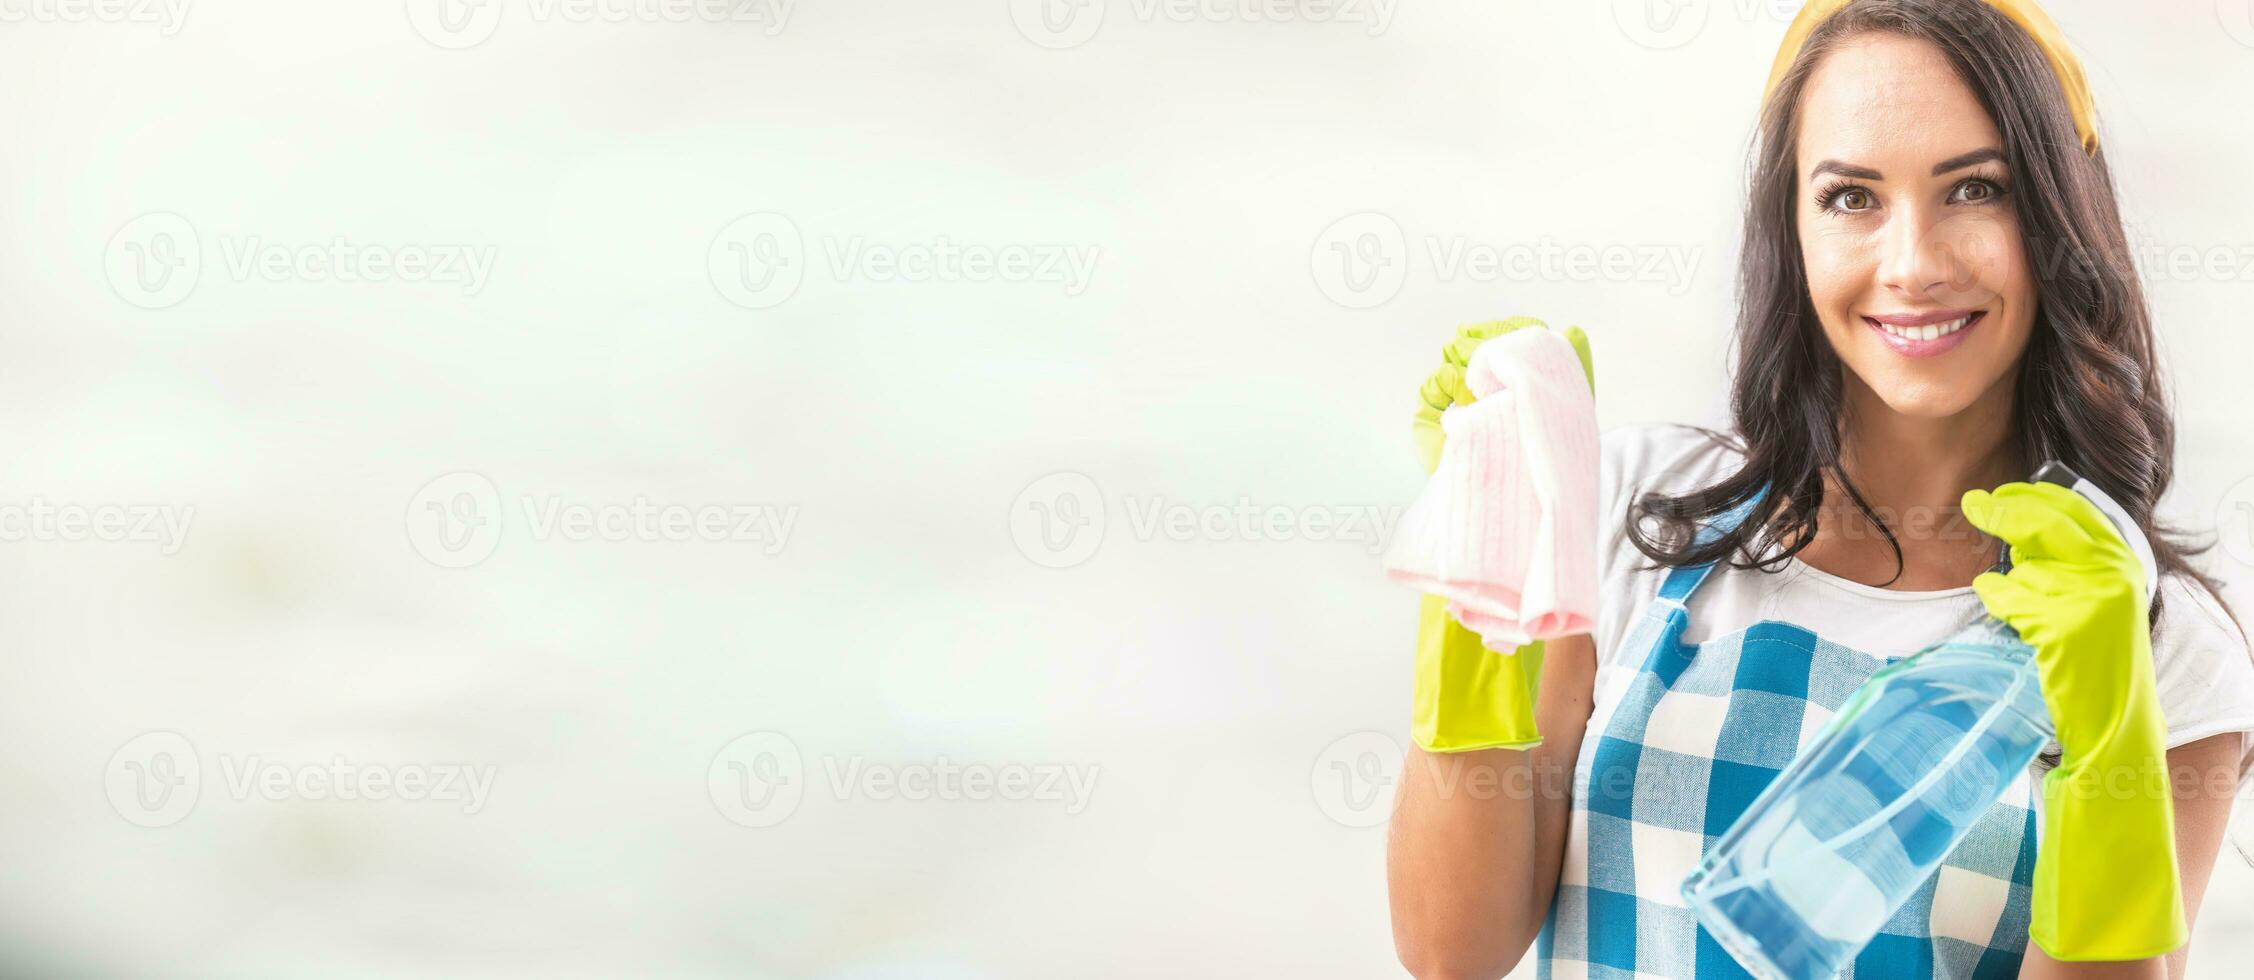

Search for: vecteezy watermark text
xmin=1611 ymin=0 xmax=1825 ymax=52
xmin=0 ymin=0 xmax=190 ymax=34
xmin=520 ymin=495 xmax=797 ymax=547
xmin=406 ymin=0 xmax=794 ymax=50
xmin=106 ymin=731 xmax=497 ymax=828
xmin=1121 ymin=496 xmax=1399 ymax=552
xmin=1008 ymin=471 xmax=1402 ymax=569
xmin=707 ymin=731 xmax=1100 ymax=828
xmin=1311 ymin=212 xmax=1702 ymax=308
xmin=0 ymin=498 xmax=193 ymax=555
xmin=406 ymin=471 xmax=798 ymax=568
xmin=1011 ymin=0 xmax=1398 ymax=50
xmin=213 ymin=756 xmax=496 ymax=812
xmin=708 ymin=212 xmax=1103 ymax=309
xmin=821 ymin=756 xmax=1099 ymax=813
xmin=105 ymin=213 xmax=497 ymax=310
xmin=215 ymin=237 xmax=497 ymax=294
xmin=823 ymin=237 xmax=1101 ymax=296
xmin=1308 ymin=728 xmax=2254 ymax=830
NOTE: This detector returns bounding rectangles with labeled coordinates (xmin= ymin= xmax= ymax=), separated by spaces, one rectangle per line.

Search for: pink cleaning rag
xmin=1384 ymin=328 xmax=1599 ymax=651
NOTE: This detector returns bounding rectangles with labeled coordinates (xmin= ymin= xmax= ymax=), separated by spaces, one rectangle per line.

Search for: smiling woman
xmin=1385 ymin=2 xmax=2254 ymax=979
xmin=1797 ymin=43 xmax=2036 ymax=453
xmin=1619 ymin=0 xmax=2254 ymax=972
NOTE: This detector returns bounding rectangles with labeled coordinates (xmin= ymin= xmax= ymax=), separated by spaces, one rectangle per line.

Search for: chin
xmin=1862 ymin=377 xmax=1985 ymax=419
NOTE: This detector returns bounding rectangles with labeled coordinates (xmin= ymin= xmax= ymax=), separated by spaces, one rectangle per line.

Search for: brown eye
xmin=1812 ymin=181 xmax=1878 ymax=215
xmin=1953 ymin=178 xmax=2007 ymax=204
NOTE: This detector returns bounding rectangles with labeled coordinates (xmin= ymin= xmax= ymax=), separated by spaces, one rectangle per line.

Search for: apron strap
xmin=1653 ymin=483 xmax=1770 ymax=606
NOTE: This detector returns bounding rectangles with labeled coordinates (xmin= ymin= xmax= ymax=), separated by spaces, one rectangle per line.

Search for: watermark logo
xmin=0 ymin=498 xmax=195 ymax=554
xmin=0 ymin=0 xmax=191 ymax=34
xmin=709 ymin=212 xmax=806 ymax=310
xmin=2121 ymin=241 xmax=2254 ymax=284
xmin=406 ymin=0 xmax=503 ymax=48
xmin=708 ymin=731 xmax=805 ymax=828
xmin=1312 ymin=731 xmax=1402 ymax=828
xmin=1012 ymin=0 xmax=1395 ymax=48
xmin=106 ymin=212 xmax=201 ymax=310
xmin=2222 ymin=0 xmax=2254 ymax=50
xmin=1614 ymin=1 xmax=1831 ymax=52
xmin=406 ymin=471 xmax=505 ymax=569
xmin=1123 ymin=496 xmax=1400 ymax=552
xmin=816 ymin=756 xmax=1098 ymax=815
xmin=408 ymin=0 xmax=793 ymax=49
xmin=1010 ymin=0 xmax=1103 ymax=48
xmin=107 ymin=731 xmax=201 ymax=828
xmin=215 ymin=236 xmax=497 ymax=295
xmin=1311 ymin=212 xmax=1407 ymax=309
xmin=710 ymin=212 xmax=1102 ymax=310
xmin=2220 ymin=474 xmax=2254 ymax=570
xmin=1998 ymin=223 xmax=2254 ymax=288
xmin=107 ymin=732 xmax=495 ymax=826
xmin=1312 ymin=211 xmax=1703 ymax=307
xmin=824 ymin=236 xmax=1100 ymax=296
xmin=707 ymin=732 xmax=1100 ymax=827
xmin=1008 ymin=472 xmax=1402 ymax=568
xmin=1612 ymin=0 xmax=1708 ymax=50
xmin=214 ymin=756 xmax=495 ymax=813
xmin=405 ymin=471 xmax=799 ymax=568
xmin=104 ymin=212 xmax=498 ymax=308
xmin=1010 ymin=471 xmax=1106 ymax=569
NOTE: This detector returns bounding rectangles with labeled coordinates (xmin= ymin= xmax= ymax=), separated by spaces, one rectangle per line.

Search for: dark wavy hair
xmin=1623 ymin=0 xmax=2236 ymax=632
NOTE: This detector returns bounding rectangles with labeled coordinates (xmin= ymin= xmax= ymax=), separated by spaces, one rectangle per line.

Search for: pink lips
xmin=1862 ymin=311 xmax=1984 ymax=358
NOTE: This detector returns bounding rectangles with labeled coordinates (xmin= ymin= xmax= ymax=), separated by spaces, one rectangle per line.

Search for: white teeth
xmin=1875 ymin=314 xmax=1973 ymax=342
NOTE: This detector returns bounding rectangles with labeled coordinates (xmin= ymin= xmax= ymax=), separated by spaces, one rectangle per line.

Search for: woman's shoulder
xmin=2156 ymin=574 xmax=2249 ymax=642
xmin=1594 ymin=423 xmax=1748 ymax=593
xmin=2149 ymin=572 xmax=2254 ymax=754
xmin=1599 ymin=422 xmax=1747 ymax=510
xmin=1590 ymin=424 xmax=1752 ymax=672
xmin=2153 ymin=573 xmax=2253 ymax=667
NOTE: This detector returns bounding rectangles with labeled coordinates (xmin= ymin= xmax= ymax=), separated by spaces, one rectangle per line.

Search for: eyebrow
xmin=1808 ymin=147 xmax=2004 ymax=181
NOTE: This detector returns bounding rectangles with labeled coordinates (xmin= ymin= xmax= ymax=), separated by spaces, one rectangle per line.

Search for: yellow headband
xmin=1761 ymin=0 xmax=2099 ymax=155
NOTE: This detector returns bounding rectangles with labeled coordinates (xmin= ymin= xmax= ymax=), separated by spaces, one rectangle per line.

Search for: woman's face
xmin=1795 ymin=33 xmax=2038 ymax=421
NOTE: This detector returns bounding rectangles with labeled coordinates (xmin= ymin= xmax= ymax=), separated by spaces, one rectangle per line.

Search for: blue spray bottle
xmin=1678 ymin=463 xmax=2158 ymax=980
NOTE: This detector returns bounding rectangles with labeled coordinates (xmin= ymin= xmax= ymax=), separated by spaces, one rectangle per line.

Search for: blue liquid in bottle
xmin=1678 ymin=612 xmax=2054 ymax=980
xmin=1680 ymin=462 xmax=2152 ymax=979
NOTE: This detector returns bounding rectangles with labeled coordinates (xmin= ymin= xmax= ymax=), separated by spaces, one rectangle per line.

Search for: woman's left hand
xmin=1961 ymin=481 xmax=2186 ymax=961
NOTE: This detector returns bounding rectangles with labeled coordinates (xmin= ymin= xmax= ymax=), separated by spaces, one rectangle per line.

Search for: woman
xmin=1385 ymin=1 xmax=2254 ymax=977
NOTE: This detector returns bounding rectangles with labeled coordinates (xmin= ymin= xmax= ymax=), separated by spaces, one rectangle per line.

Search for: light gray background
xmin=1 ymin=1 xmax=2250 ymax=976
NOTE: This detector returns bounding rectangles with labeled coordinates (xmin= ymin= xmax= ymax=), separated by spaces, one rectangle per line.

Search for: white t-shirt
xmin=1593 ymin=422 xmax=2254 ymax=782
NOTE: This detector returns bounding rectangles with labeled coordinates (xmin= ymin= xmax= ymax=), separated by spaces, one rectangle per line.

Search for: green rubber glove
xmin=1962 ymin=481 xmax=2185 ymax=961
xmin=1412 ymin=317 xmax=1595 ymax=473
xmin=1408 ymin=318 xmax=1594 ymax=753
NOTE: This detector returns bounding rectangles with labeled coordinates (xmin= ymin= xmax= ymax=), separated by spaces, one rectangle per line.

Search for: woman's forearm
xmin=1388 ymin=745 xmax=1542 ymax=980
xmin=1388 ymin=634 xmax=1596 ymax=980
xmin=2017 ymin=733 xmax=2243 ymax=980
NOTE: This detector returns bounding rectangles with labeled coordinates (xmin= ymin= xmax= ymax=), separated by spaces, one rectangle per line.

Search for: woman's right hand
xmin=1402 ymin=314 xmax=1599 ymax=757
xmin=1391 ymin=316 xmax=1602 ymax=979
xmin=1412 ymin=317 xmax=1594 ymax=474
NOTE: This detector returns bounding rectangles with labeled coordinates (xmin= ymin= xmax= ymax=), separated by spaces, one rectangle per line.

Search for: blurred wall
xmin=0 ymin=1 xmax=2249 ymax=976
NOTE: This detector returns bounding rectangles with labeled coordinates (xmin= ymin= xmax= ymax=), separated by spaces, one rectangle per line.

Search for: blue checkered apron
xmin=1536 ymin=490 xmax=2040 ymax=979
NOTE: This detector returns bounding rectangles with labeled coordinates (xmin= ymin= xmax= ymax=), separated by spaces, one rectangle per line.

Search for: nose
xmin=1877 ymin=206 xmax=1982 ymax=300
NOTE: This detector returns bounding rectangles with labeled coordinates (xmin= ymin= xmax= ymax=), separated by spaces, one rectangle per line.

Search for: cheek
xmin=1798 ymin=223 xmax=1872 ymax=320
xmin=1930 ymin=212 xmax=2028 ymax=298
xmin=1936 ymin=219 xmax=2037 ymax=355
